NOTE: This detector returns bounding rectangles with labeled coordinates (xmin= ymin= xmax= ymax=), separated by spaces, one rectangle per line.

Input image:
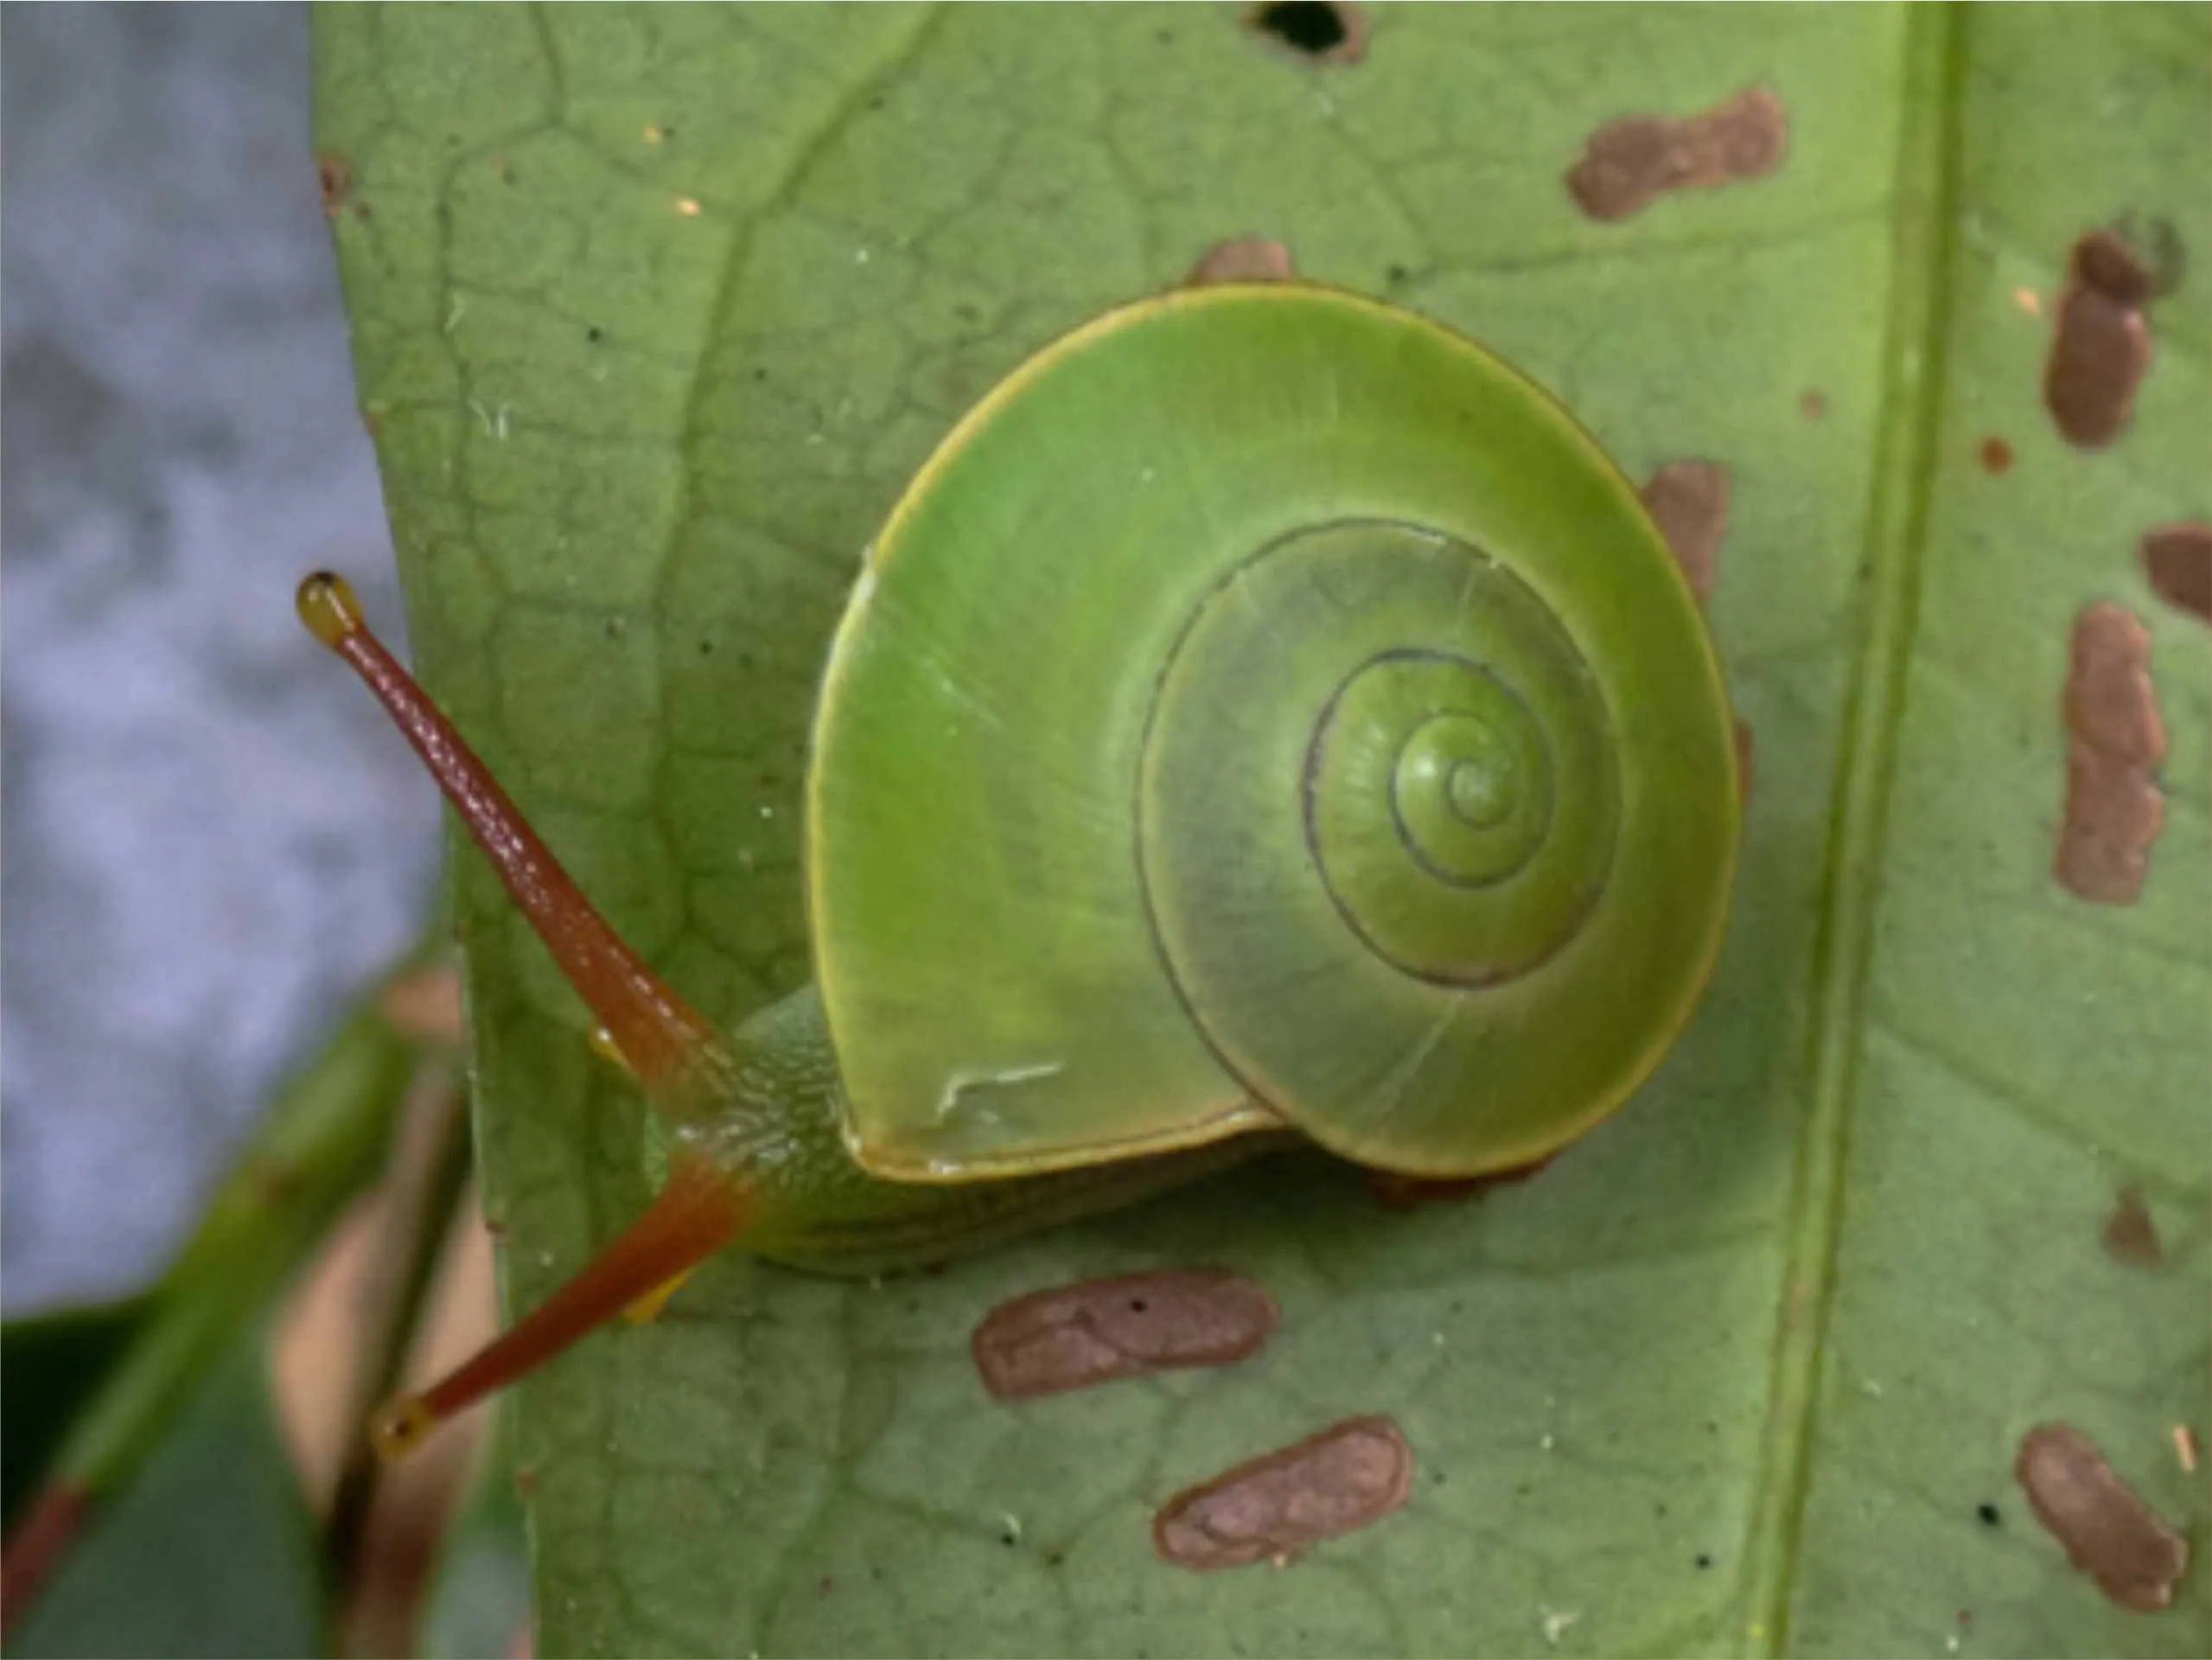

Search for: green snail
xmin=301 ymin=281 xmax=1739 ymax=1458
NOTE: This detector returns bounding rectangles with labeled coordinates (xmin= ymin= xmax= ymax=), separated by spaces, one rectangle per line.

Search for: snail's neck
xmin=658 ymin=983 xmax=840 ymax=1181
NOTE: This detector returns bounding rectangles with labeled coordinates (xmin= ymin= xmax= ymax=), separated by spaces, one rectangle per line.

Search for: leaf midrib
xmin=1741 ymin=6 xmax=1967 ymax=1652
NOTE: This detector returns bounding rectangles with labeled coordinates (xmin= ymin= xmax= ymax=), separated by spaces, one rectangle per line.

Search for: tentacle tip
xmin=296 ymin=570 xmax=365 ymax=648
xmin=368 ymin=1394 xmax=442 ymax=1463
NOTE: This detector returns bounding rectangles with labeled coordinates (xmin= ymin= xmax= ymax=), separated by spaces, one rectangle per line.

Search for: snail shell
xmin=809 ymin=284 xmax=1737 ymax=1181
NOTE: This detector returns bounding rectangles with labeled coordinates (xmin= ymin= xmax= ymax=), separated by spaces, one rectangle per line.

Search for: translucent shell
xmin=807 ymin=284 xmax=1737 ymax=1181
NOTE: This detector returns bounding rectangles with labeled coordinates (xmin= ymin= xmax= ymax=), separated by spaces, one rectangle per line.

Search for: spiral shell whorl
xmin=1139 ymin=520 xmax=1622 ymax=1169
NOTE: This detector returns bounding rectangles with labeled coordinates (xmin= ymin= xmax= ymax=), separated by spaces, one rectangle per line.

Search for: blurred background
xmin=3 ymin=3 xmax=439 ymax=1313
xmin=3 ymin=12 xmax=517 ymax=1647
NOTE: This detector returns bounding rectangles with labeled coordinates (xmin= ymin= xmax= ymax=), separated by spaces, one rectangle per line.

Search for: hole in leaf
xmin=1246 ymin=1 xmax=1367 ymax=64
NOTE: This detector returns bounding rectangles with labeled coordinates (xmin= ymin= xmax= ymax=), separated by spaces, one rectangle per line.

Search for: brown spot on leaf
xmin=1800 ymin=390 xmax=1827 ymax=420
xmin=2109 ymin=213 xmax=2187 ymax=301
xmin=2044 ymin=232 xmax=2154 ymax=449
xmin=1244 ymin=1 xmax=1367 ymax=65
xmin=2141 ymin=521 xmax=2212 ymax=625
xmin=972 ymin=1268 xmax=1278 ymax=1401
xmin=1188 ymin=235 xmax=1297 ymax=286
xmin=1364 ymin=1171 xmax=1484 ymax=1211
xmin=2057 ymin=736 xmax=2165 ymax=903
xmin=1978 ymin=437 xmax=2014 ymax=476
xmin=2102 ymin=1185 xmax=2164 ymax=1266
xmin=1153 ymin=1415 xmax=1411 ymax=1571
xmin=242 ymin=1152 xmax=305 ymax=1206
xmin=2015 ymin=1423 xmax=2189 ymax=1612
xmin=2075 ymin=229 xmax=2158 ymax=308
xmin=2065 ymin=607 xmax=2164 ymax=764
xmin=316 ymin=151 xmax=351 ymax=220
xmin=1566 ymin=87 xmax=1787 ymax=222
xmin=1639 ymin=461 xmax=1731 ymax=609
xmin=2056 ymin=603 xmax=2166 ymax=903
xmin=1364 ymin=1152 xmax=1555 ymax=1212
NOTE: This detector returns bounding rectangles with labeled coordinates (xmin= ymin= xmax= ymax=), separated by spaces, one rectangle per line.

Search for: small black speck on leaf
xmin=1977 ymin=1502 xmax=2001 ymax=1527
xmin=1695 ymin=1553 xmax=1714 ymax=1569
xmin=586 ymin=325 xmax=604 ymax=342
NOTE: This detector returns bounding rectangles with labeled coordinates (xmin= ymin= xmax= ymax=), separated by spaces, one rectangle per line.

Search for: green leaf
xmin=315 ymin=7 xmax=2209 ymax=1654
xmin=3 ymin=1334 xmax=328 ymax=1659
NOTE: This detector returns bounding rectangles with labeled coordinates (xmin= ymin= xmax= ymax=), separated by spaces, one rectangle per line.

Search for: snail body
xmin=303 ymin=282 xmax=1737 ymax=1455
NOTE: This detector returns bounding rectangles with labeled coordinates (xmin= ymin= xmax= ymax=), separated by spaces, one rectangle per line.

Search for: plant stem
xmin=324 ymin=1079 xmax=475 ymax=1654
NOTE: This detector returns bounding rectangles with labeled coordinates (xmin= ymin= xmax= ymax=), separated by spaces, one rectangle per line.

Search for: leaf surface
xmin=315 ymin=7 xmax=2210 ymax=1654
